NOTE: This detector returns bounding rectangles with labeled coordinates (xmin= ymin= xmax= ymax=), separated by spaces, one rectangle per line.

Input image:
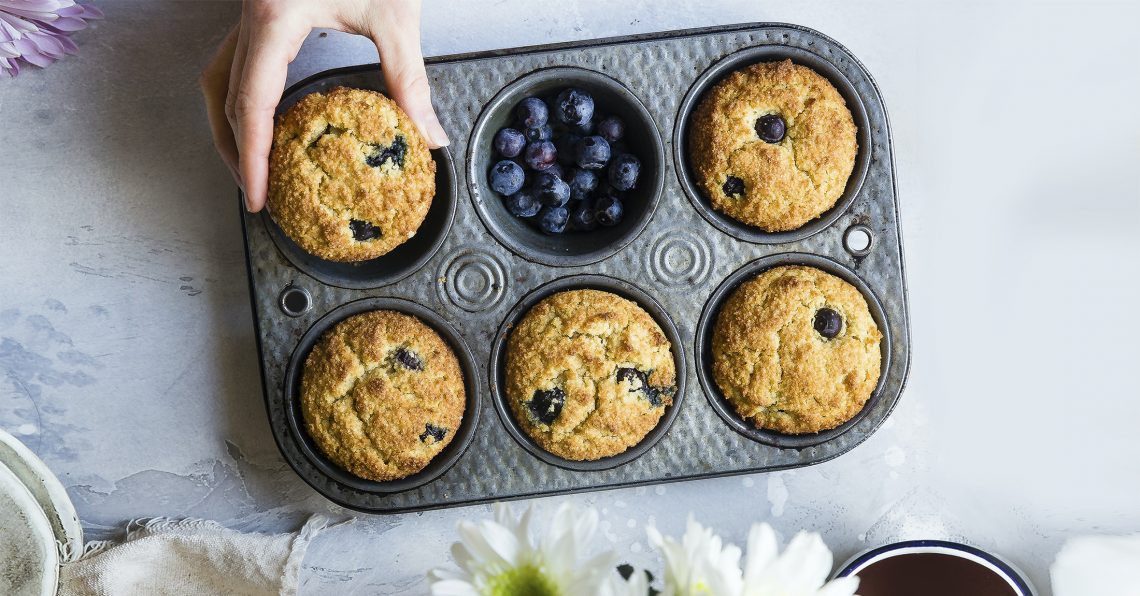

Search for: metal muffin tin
xmin=240 ymin=23 xmax=911 ymax=513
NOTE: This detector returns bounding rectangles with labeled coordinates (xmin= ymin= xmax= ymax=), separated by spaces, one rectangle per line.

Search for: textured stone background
xmin=1 ymin=1 xmax=1137 ymax=594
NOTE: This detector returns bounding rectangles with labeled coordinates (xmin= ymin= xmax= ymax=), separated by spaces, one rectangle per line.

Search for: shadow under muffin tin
xmin=241 ymin=23 xmax=911 ymax=513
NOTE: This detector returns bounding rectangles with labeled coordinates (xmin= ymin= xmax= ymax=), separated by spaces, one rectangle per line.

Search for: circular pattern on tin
xmin=673 ymin=45 xmax=871 ymax=244
xmin=261 ymin=146 xmax=458 ymax=290
xmin=647 ymin=226 xmax=712 ymax=287
xmin=437 ymin=249 xmax=507 ymax=313
xmin=282 ymin=297 xmax=481 ymax=494
xmin=694 ymin=252 xmax=891 ymax=449
xmin=488 ymin=274 xmax=687 ymax=471
xmin=467 ymin=66 xmax=666 ymax=267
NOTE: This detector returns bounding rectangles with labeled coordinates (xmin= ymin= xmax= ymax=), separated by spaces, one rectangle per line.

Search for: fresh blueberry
xmin=755 ymin=114 xmax=786 ymax=144
xmin=493 ymin=128 xmax=526 ymax=158
xmin=419 ymin=423 xmax=448 ymax=443
xmin=607 ymin=153 xmax=640 ymax=191
xmin=567 ymin=168 xmax=599 ymax=201
xmin=544 ymin=162 xmax=566 ymax=182
xmin=569 ymin=201 xmax=598 ymax=231
xmin=365 ymin=135 xmax=407 ymax=168
xmin=524 ymin=124 xmax=553 ymax=142
xmin=523 ymin=141 xmax=557 ymax=171
xmin=813 ymin=308 xmax=843 ymax=339
xmin=722 ymin=175 xmax=745 ymax=198
xmin=555 ymin=133 xmax=581 ymax=165
xmin=504 ymin=188 xmax=541 ymax=218
xmin=534 ymin=172 xmax=571 ymax=207
xmin=489 ymin=160 xmax=525 ymax=195
xmin=527 ymin=387 xmax=565 ymax=425
xmin=596 ymin=116 xmax=624 ymax=143
xmin=516 ymin=97 xmax=549 ymax=128
xmin=571 ymin=120 xmax=595 ymax=136
xmin=594 ymin=191 xmax=624 ymax=226
xmin=538 ymin=206 xmax=569 ymax=234
xmin=555 ymin=88 xmax=594 ymax=126
xmin=575 ymin=135 xmax=611 ymax=170
xmin=349 ymin=219 xmax=382 ymax=241
xmin=393 ymin=347 xmax=423 ymax=371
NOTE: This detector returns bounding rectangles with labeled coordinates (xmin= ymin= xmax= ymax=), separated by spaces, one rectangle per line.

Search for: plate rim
xmin=0 ymin=429 xmax=83 ymax=561
xmin=0 ymin=460 xmax=60 ymax=596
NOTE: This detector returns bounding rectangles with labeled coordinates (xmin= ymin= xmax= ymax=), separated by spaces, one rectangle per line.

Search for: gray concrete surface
xmin=1 ymin=1 xmax=1138 ymax=593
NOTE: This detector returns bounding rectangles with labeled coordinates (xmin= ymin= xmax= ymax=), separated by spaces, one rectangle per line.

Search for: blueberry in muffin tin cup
xmin=488 ymin=274 xmax=686 ymax=471
xmin=281 ymin=297 xmax=482 ymax=494
xmin=694 ymin=252 xmax=892 ymax=449
xmin=258 ymin=77 xmax=459 ymax=290
xmin=673 ymin=45 xmax=872 ymax=244
xmin=467 ymin=67 xmax=666 ymax=267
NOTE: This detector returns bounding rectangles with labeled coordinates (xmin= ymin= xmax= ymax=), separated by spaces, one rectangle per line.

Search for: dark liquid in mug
xmin=855 ymin=553 xmax=1018 ymax=596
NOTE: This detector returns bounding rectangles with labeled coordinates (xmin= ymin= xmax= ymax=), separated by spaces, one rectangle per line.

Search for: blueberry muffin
xmin=712 ymin=266 xmax=881 ymax=434
xmin=689 ymin=60 xmax=857 ymax=231
xmin=505 ymin=289 xmax=676 ymax=460
xmin=301 ymin=310 xmax=465 ymax=481
xmin=268 ymin=86 xmax=436 ymax=262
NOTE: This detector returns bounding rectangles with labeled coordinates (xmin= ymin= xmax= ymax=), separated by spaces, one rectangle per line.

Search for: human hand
xmin=199 ymin=0 xmax=448 ymax=212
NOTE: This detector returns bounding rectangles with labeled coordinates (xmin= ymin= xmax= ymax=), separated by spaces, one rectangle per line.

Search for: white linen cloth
xmin=1052 ymin=534 xmax=1140 ymax=596
xmin=57 ymin=515 xmax=332 ymax=596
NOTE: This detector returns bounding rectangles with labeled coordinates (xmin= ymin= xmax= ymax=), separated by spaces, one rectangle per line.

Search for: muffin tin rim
xmin=487 ymin=273 xmax=688 ymax=471
xmin=280 ymin=296 xmax=483 ymax=494
xmin=465 ymin=65 xmax=667 ymax=267
xmin=693 ymin=252 xmax=893 ymax=449
xmin=672 ymin=43 xmax=873 ymax=245
xmin=242 ymin=22 xmax=913 ymax=513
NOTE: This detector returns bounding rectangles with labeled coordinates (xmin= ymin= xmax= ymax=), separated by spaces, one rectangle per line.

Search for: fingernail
xmin=426 ymin=116 xmax=450 ymax=148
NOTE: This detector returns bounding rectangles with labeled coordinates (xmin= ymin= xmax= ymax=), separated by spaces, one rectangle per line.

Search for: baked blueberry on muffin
xmin=268 ymin=86 xmax=436 ymax=262
xmin=712 ymin=266 xmax=881 ymax=434
xmin=689 ymin=60 xmax=857 ymax=231
xmin=301 ymin=310 xmax=464 ymax=481
xmin=505 ymin=289 xmax=676 ymax=460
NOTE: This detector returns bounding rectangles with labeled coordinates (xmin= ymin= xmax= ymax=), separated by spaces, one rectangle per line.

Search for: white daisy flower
xmin=648 ymin=516 xmax=744 ymax=596
xmin=428 ymin=502 xmax=618 ymax=596
xmin=740 ymin=524 xmax=859 ymax=596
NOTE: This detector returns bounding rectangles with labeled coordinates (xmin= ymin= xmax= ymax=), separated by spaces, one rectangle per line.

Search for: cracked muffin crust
xmin=505 ymin=289 xmax=676 ymax=461
xmin=268 ymin=87 xmax=436 ymax=262
xmin=712 ymin=266 xmax=881 ymax=434
xmin=689 ymin=60 xmax=857 ymax=231
xmin=301 ymin=310 xmax=465 ymax=481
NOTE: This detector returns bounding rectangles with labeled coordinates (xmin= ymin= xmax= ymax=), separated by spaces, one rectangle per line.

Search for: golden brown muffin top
xmin=268 ymin=86 xmax=435 ymax=262
xmin=301 ymin=310 xmax=465 ymax=481
xmin=712 ymin=266 xmax=881 ymax=434
xmin=689 ymin=60 xmax=857 ymax=231
xmin=505 ymin=289 xmax=676 ymax=461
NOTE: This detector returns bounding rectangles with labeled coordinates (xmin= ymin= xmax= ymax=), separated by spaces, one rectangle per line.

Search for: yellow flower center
xmin=486 ymin=564 xmax=560 ymax=596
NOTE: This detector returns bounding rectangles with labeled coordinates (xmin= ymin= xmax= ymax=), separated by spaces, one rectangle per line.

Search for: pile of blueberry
xmin=487 ymin=88 xmax=641 ymax=235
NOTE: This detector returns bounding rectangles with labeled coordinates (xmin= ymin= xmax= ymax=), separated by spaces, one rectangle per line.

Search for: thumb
xmin=369 ymin=3 xmax=448 ymax=148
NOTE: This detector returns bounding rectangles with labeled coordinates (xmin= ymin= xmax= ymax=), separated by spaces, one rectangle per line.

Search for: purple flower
xmin=0 ymin=1 xmax=102 ymax=77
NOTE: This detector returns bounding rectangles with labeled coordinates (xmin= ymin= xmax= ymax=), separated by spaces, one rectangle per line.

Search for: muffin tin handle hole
xmin=279 ymin=284 xmax=312 ymax=317
xmin=844 ymin=225 xmax=874 ymax=257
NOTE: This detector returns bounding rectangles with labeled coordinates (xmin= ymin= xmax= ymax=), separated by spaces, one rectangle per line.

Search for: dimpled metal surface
xmin=241 ymin=23 xmax=911 ymax=513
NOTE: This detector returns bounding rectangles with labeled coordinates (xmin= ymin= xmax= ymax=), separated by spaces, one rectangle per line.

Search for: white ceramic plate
xmin=0 ymin=429 xmax=83 ymax=560
xmin=0 ymin=462 xmax=59 ymax=596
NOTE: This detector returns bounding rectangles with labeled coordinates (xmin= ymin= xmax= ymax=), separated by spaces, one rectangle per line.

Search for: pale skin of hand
xmin=199 ymin=0 xmax=449 ymax=212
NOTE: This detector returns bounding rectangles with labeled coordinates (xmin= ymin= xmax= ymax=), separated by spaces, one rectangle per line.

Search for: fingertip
xmin=423 ymin=115 xmax=449 ymax=149
xmin=404 ymin=105 xmax=448 ymax=149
